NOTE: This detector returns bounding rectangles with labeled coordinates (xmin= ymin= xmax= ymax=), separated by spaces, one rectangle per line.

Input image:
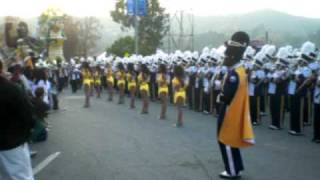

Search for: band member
xmin=194 ymin=61 xmax=202 ymax=112
xmin=217 ymin=32 xmax=254 ymax=179
xmin=70 ymin=66 xmax=80 ymax=93
xmin=249 ymin=59 xmax=261 ymax=125
xmin=172 ymin=65 xmax=187 ymax=127
xmin=116 ymin=62 xmax=126 ymax=104
xmin=81 ymin=62 xmax=93 ymax=108
xmin=211 ymin=65 xmax=224 ymax=116
xmin=289 ymin=42 xmax=316 ymax=135
xmin=149 ymin=64 xmax=157 ymax=101
xmin=157 ymin=63 xmax=169 ymax=120
xmin=312 ymin=75 xmax=320 ymax=143
xmin=105 ymin=63 xmax=114 ymax=101
xmin=138 ymin=64 xmax=150 ymax=114
xmin=202 ymin=62 xmax=211 ymax=114
xmin=127 ymin=63 xmax=137 ymax=109
xmin=93 ymin=66 xmax=103 ymax=98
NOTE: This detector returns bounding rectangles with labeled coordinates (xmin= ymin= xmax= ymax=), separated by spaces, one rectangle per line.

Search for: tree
xmin=308 ymin=30 xmax=320 ymax=47
xmin=63 ymin=16 xmax=79 ymax=60
xmin=107 ymin=36 xmax=135 ymax=57
xmin=111 ymin=0 xmax=169 ymax=55
xmin=77 ymin=17 xmax=102 ymax=57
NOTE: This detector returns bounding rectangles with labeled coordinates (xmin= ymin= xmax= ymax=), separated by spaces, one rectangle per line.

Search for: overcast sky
xmin=1 ymin=0 xmax=320 ymax=18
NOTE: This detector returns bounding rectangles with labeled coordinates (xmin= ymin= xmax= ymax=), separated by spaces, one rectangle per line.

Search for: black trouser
xmin=194 ymin=87 xmax=201 ymax=112
xmin=64 ymin=77 xmax=68 ymax=88
xmin=70 ymin=80 xmax=78 ymax=93
xmin=58 ymin=78 xmax=65 ymax=92
xmin=284 ymin=96 xmax=290 ymax=112
xmin=303 ymin=97 xmax=311 ymax=124
xmin=260 ymin=95 xmax=266 ymax=113
xmin=314 ymin=104 xmax=320 ymax=140
xmin=270 ymin=94 xmax=284 ymax=128
xmin=217 ymin=103 xmax=244 ymax=175
xmin=169 ymin=83 xmax=173 ymax=104
xmin=203 ymin=92 xmax=210 ymax=112
xmin=250 ymin=96 xmax=258 ymax=123
xmin=290 ymin=95 xmax=302 ymax=133
xmin=101 ymin=75 xmax=107 ymax=89
xmin=187 ymin=86 xmax=194 ymax=109
xmin=212 ymin=90 xmax=220 ymax=115
xmin=77 ymin=79 xmax=82 ymax=89
xmin=149 ymin=82 xmax=156 ymax=101
xmin=52 ymin=93 xmax=59 ymax=110
xmin=155 ymin=84 xmax=158 ymax=100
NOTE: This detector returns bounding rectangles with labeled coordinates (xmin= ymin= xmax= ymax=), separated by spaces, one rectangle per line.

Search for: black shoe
xmin=219 ymin=171 xmax=241 ymax=179
xmin=303 ymin=122 xmax=311 ymax=126
xmin=312 ymin=139 xmax=320 ymax=143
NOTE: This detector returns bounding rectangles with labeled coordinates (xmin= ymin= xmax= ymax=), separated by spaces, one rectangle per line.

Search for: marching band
xmin=35 ymin=40 xmax=320 ymax=143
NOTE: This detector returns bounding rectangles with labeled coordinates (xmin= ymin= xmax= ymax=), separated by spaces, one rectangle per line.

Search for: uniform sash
xmin=218 ymin=66 xmax=255 ymax=148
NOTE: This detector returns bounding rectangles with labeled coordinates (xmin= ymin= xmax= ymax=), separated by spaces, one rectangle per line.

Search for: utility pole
xmin=167 ymin=16 xmax=171 ymax=53
xmin=134 ymin=0 xmax=139 ymax=55
xmin=191 ymin=13 xmax=195 ymax=51
xmin=167 ymin=10 xmax=195 ymax=52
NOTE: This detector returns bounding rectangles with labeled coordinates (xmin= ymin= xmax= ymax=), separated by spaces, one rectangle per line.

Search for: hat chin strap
xmin=227 ymin=40 xmax=247 ymax=48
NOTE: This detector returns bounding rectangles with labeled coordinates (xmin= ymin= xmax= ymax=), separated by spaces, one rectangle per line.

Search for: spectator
xmin=31 ymin=87 xmax=50 ymax=142
xmin=33 ymin=68 xmax=50 ymax=105
xmin=0 ymin=67 xmax=35 ymax=180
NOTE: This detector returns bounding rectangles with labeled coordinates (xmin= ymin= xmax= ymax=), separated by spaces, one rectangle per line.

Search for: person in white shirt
xmin=32 ymin=68 xmax=50 ymax=105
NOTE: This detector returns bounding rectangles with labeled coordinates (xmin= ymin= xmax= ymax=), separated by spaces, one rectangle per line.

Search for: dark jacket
xmin=0 ymin=76 xmax=35 ymax=150
xmin=32 ymin=98 xmax=50 ymax=120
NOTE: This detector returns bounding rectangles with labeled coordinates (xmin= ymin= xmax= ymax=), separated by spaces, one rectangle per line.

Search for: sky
xmin=1 ymin=0 xmax=320 ymax=18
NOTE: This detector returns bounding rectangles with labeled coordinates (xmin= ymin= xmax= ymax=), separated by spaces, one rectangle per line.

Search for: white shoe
xmin=203 ymin=111 xmax=209 ymax=114
xmin=268 ymin=125 xmax=280 ymax=130
xmin=219 ymin=171 xmax=241 ymax=179
xmin=289 ymin=130 xmax=303 ymax=136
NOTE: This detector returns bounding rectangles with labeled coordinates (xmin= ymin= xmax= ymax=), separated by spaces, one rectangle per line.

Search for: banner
xmin=126 ymin=0 xmax=147 ymax=16
xmin=138 ymin=0 xmax=147 ymax=16
xmin=126 ymin=0 xmax=135 ymax=16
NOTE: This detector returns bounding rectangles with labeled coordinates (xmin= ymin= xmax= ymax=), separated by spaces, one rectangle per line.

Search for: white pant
xmin=0 ymin=143 xmax=34 ymax=180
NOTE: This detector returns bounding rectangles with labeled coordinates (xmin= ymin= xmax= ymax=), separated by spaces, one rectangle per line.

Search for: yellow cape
xmin=218 ymin=65 xmax=255 ymax=148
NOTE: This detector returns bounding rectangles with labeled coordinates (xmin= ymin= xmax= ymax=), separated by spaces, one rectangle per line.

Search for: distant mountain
xmin=1 ymin=9 xmax=320 ymax=54
xmin=186 ymin=10 xmax=320 ymax=50
xmin=194 ymin=10 xmax=320 ymax=35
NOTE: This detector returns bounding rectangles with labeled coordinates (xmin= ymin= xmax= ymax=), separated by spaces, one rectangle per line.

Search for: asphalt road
xmin=31 ymin=90 xmax=320 ymax=180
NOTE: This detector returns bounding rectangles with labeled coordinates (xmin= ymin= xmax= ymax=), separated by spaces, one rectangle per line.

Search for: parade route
xmin=30 ymin=92 xmax=320 ymax=180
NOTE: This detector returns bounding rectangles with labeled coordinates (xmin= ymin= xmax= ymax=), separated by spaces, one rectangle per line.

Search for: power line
xmin=166 ymin=10 xmax=195 ymax=53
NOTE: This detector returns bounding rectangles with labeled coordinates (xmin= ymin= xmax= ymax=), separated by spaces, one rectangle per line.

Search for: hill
xmin=188 ymin=10 xmax=320 ymax=50
xmin=1 ymin=9 xmax=320 ymax=54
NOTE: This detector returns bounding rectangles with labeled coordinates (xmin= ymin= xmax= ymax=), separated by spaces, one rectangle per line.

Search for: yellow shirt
xmin=127 ymin=73 xmax=136 ymax=89
xmin=106 ymin=68 xmax=114 ymax=84
xmin=172 ymin=77 xmax=186 ymax=103
xmin=82 ymin=70 xmax=92 ymax=85
xmin=157 ymin=73 xmax=168 ymax=94
xmin=117 ymin=71 xmax=126 ymax=88
xmin=94 ymin=72 xmax=101 ymax=85
xmin=138 ymin=73 xmax=149 ymax=93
